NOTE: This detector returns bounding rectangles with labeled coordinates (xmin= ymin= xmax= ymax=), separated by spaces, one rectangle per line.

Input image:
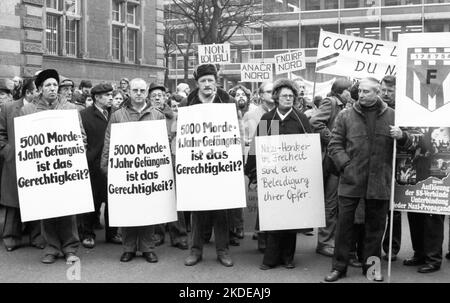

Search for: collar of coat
xmin=266 ymin=106 xmax=311 ymax=134
xmin=186 ymin=87 xmax=232 ymax=106
xmin=353 ymin=97 xmax=388 ymax=117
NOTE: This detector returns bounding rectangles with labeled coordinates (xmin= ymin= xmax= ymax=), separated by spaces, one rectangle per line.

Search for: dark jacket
xmin=328 ymin=100 xmax=411 ymax=200
xmin=100 ymin=103 xmax=165 ymax=174
xmin=0 ymin=99 xmax=25 ymax=207
xmin=185 ymin=87 xmax=234 ymax=106
xmin=245 ymin=107 xmax=312 ymax=181
xmin=310 ymin=94 xmax=346 ymax=177
xmin=80 ymin=105 xmax=110 ymax=171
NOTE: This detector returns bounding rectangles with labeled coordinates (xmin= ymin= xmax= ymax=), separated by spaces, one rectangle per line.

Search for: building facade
xmin=165 ymin=0 xmax=450 ymax=90
xmin=0 ymin=0 xmax=165 ymax=85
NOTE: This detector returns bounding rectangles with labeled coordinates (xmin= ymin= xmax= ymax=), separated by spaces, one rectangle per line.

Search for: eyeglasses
xmin=264 ymin=90 xmax=272 ymax=93
xmin=279 ymin=94 xmax=295 ymax=99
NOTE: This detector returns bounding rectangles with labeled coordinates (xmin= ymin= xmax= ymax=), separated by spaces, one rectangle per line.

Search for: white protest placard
xmin=395 ymin=33 xmax=450 ymax=127
xmin=240 ymin=63 xmax=273 ymax=83
xmin=274 ymin=50 xmax=306 ymax=75
xmin=14 ymin=110 xmax=94 ymax=222
xmin=255 ymin=134 xmax=325 ymax=231
xmin=198 ymin=43 xmax=230 ymax=64
xmin=316 ymin=30 xmax=398 ymax=79
xmin=175 ymin=103 xmax=246 ymax=211
xmin=107 ymin=120 xmax=177 ymax=227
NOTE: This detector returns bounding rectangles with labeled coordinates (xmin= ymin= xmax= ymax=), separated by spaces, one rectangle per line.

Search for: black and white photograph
xmin=1 ymin=0 xmax=450 ymax=287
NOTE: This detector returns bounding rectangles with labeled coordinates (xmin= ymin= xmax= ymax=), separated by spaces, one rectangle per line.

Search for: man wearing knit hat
xmin=183 ymin=64 xmax=235 ymax=267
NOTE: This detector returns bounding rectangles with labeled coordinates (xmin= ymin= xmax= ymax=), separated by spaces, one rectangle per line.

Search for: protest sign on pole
xmin=175 ymin=103 xmax=246 ymax=211
xmin=107 ymin=120 xmax=177 ymax=227
xmin=14 ymin=110 xmax=94 ymax=222
xmin=255 ymin=134 xmax=325 ymax=231
xmin=274 ymin=50 xmax=306 ymax=75
xmin=198 ymin=43 xmax=231 ymax=64
xmin=393 ymin=33 xmax=450 ymax=216
xmin=240 ymin=63 xmax=273 ymax=83
xmin=315 ymin=29 xmax=398 ymax=79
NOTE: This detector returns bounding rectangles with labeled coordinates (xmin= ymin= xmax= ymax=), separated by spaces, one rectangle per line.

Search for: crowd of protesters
xmin=0 ymin=64 xmax=449 ymax=282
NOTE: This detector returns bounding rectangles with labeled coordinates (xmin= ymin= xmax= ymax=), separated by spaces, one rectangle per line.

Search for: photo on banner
xmin=175 ymin=103 xmax=246 ymax=211
xmin=14 ymin=110 xmax=94 ymax=222
xmin=315 ymin=29 xmax=397 ymax=79
xmin=255 ymin=134 xmax=325 ymax=231
xmin=394 ymin=33 xmax=450 ymax=215
xmin=107 ymin=120 xmax=177 ymax=227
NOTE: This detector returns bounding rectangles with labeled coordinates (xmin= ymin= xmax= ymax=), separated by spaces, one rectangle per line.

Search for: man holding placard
xmin=183 ymin=64 xmax=235 ymax=267
xmin=101 ymin=78 xmax=165 ymax=263
xmin=20 ymin=69 xmax=87 ymax=265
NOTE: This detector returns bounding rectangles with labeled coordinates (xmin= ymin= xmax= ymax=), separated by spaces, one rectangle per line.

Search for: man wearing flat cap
xmin=79 ymin=83 xmax=122 ymax=248
xmin=183 ymin=64 xmax=235 ymax=267
xmin=21 ymin=69 xmax=87 ymax=265
xmin=59 ymin=77 xmax=74 ymax=103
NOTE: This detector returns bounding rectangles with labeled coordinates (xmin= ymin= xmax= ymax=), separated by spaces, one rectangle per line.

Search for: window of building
xmin=127 ymin=3 xmax=137 ymax=25
xmin=324 ymin=0 xmax=339 ymax=9
xmin=363 ymin=27 xmax=380 ymax=39
xmin=305 ymin=0 xmax=320 ymax=10
xmin=263 ymin=0 xmax=299 ymax=13
xmin=345 ymin=27 xmax=361 ymax=37
xmin=385 ymin=26 xmax=402 ymax=41
xmin=426 ymin=23 xmax=445 ymax=32
xmin=46 ymin=0 xmax=59 ymax=10
xmin=268 ymin=30 xmax=283 ymax=49
xmin=344 ymin=0 xmax=359 ymax=8
xmin=45 ymin=0 xmax=80 ymax=56
xmin=384 ymin=0 xmax=401 ymax=5
xmin=112 ymin=26 xmax=122 ymax=60
xmin=46 ymin=14 xmax=59 ymax=55
xmin=112 ymin=1 xmax=141 ymax=63
xmin=112 ymin=0 xmax=122 ymax=22
xmin=176 ymin=33 xmax=185 ymax=44
xmin=127 ymin=29 xmax=137 ymax=62
xmin=287 ymin=28 xmax=299 ymax=48
xmin=304 ymin=26 xmax=320 ymax=48
xmin=65 ymin=19 xmax=77 ymax=56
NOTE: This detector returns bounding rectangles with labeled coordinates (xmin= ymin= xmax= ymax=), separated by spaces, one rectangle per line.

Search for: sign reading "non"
xmin=198 ymin=43 xmax=231 ymax=64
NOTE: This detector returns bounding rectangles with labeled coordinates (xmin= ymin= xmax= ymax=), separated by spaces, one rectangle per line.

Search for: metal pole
xmin=387 ymin=141 xmax=397 ymax=283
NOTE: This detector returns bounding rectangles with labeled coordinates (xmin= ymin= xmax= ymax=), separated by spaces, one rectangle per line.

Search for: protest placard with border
xmin=198 ymin=43 xmax=231 ymax=64
xmin=107 ymin=120 xmax=177 ymax=227
xmin=14 ymin=110 xmax=94 ymax=221
xmin=241 ymin=63 xmax=273 ymax=83
xmin=255 ymin=134 xmax=325 ymax=231
xmin=175 ymin=103 xmax=246 ymax=211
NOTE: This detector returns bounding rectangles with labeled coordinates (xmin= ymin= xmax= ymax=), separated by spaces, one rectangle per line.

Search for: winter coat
xmin=100 ymin=102 xmax=165 ymax=174
xmin=328 ymin=100 xmax=411 ymax=200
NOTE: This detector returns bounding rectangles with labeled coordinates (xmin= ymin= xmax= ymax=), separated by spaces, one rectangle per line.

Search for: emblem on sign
xmin=406 ymin=48 xmax=450 ymax=112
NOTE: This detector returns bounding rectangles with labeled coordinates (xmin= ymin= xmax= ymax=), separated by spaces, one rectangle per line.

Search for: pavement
xmin=0 ymin=211 xmax=449 ymax=283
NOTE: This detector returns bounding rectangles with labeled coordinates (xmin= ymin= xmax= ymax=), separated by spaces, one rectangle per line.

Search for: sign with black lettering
xmin=394 ymin=127 xmax=450 ymax=215
xmin=198 ymin=43 xmax=231 ymax=64
xmin=240 ymin=63 xmax=273 ymax=82
xmin=274 ymin=50 xmax=306 ymax=75
xmin=175 ymin=104 xmax=246 ymax=211
xmin=316 ymin=30 xmax=397 ymax=79
xmin=14 ymin=110 xmax=94 ymax=221
xmin=255 ymin=134 xmax=325 ymax=231
xmin=107 ymin=120 xmax=177 ymax=226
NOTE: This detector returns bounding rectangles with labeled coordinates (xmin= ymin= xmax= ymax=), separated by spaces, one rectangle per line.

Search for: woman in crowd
xmin=245 ymin=78 xmax=313 ymax=270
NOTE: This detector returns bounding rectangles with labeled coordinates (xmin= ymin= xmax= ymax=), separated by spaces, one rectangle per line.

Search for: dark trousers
xmin=317 ymin=173 xmax=338 ymax=249
xmin=228 ymin=208 xmax=244 ymax=231
xmin=407 ymin=212 xmax=444 ymax=267
xmin=382 ymin=210 xmax=402 ymax=255
xmin=79 ymin=172 xmax=118 ymax=241
xmin=122 ymin=225 xmax=155 ymax=253
xmin=190 ymin=210 xmax=229 ymax=256
xmin=41 ymin=216 xmax=79 ymax=256
xmin=2 ymin=206 xmax=44 ymax=248
xmin=333 ymin=196 xmax=388 ymax=272
xmin=154 ymin=211 xmax=188 ymax=244
xmin=262 ymin=231 xmax=296 ymax=267
xmin=350 ymin=223 xmax=365 ymax=261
